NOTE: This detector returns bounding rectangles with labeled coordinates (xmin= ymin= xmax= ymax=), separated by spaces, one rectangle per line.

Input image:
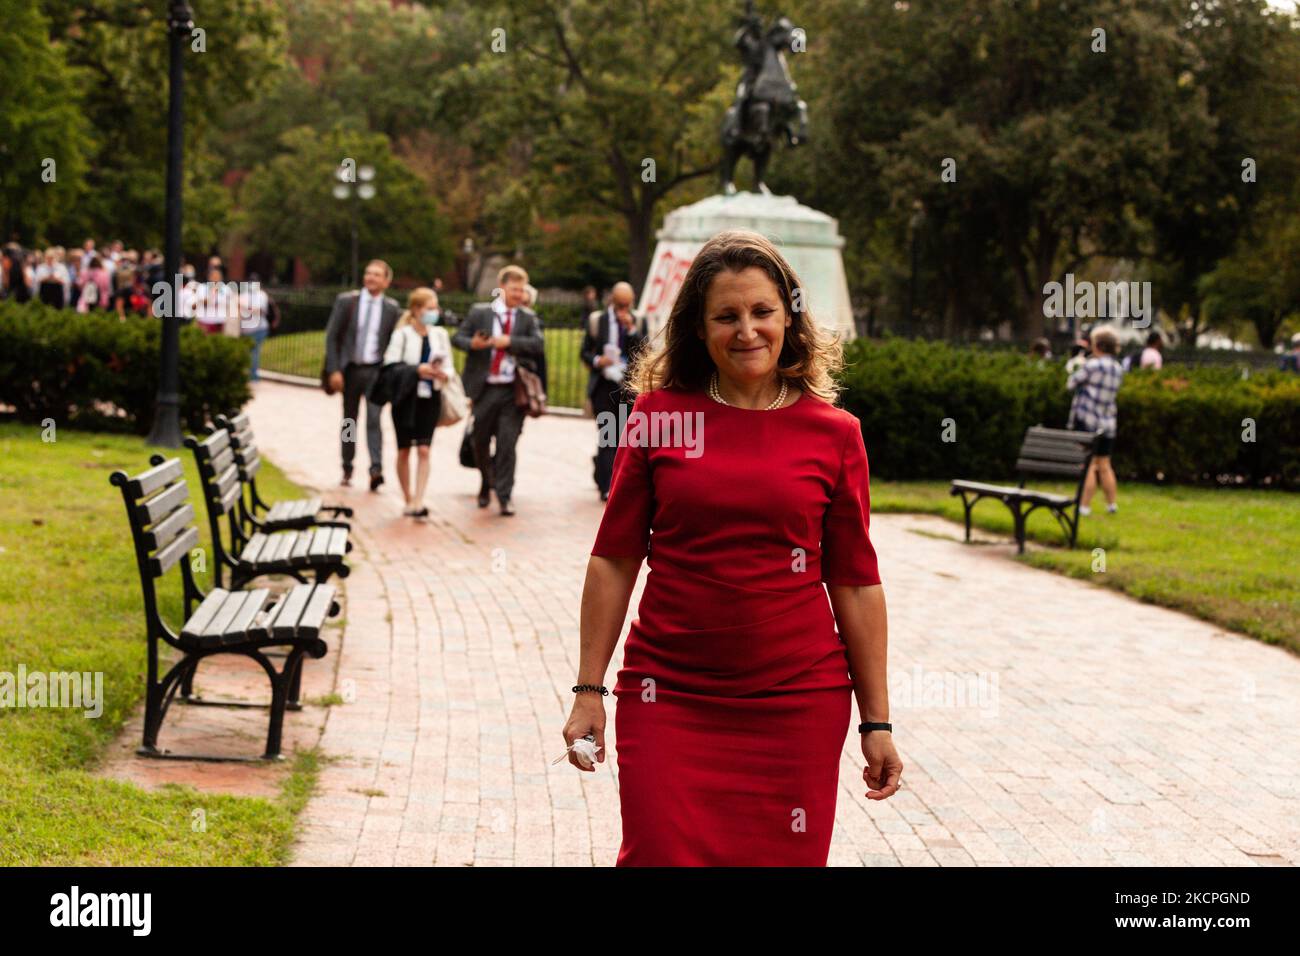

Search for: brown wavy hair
xmin=626 ymin=229 xmax=844 ymax=403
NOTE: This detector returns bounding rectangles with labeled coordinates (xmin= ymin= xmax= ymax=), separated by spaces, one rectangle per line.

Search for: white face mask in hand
xmin=551 ymin=733 xmax=601 ymax=768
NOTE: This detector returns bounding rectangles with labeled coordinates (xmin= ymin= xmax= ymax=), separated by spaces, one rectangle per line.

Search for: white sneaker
xmin=1106 ymin=503 xmax=1118 ymax=514
xmin=1078 ymin=505 xmax=1092 ymax=516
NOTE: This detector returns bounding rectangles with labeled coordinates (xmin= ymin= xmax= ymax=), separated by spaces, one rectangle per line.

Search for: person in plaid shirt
xmin=1067 ymin=326 xmax=1125 ymax=515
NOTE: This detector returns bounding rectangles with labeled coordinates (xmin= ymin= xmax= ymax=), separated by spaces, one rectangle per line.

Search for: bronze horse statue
xmin=720 ymin=4 xmax=809 ymax=195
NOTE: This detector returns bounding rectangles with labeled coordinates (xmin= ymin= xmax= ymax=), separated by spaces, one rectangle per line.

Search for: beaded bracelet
xmin=573 ymin=683 xmax=609 ymax=696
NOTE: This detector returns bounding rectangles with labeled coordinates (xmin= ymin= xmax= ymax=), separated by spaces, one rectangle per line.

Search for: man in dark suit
xmin=580 ymin=281 xmax=647 ymax=500
xmin=452 ymin=264 xmax=545 ymax=516
xmin=324 ymin=259 xmax=402 ymax=490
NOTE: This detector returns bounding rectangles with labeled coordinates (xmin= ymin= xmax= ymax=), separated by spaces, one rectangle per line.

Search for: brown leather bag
xmin=513 ymin=364 xmax=547 ymax=417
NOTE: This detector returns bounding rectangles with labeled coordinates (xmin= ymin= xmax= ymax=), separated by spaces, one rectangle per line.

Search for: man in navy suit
xmin=452 ymin=264 xmax=545 ymax=516
xmin=580 ymin=281 xmax=647 ymax=501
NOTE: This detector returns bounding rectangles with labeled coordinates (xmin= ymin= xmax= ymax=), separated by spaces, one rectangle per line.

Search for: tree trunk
xmin=627 ymin=204 xmax=655 ymax=293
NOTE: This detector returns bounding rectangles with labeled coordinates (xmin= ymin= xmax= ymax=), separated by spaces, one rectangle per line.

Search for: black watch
xmin=859 ymin=721 xmax=892 ymax=734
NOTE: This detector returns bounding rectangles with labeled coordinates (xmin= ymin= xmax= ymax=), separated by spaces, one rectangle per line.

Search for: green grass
xmin=871 ymin=479 xmax=1300 ymax=654
xmin=0 ymin=423 xmax=322 ymax=865
xmin=261 ymin=326 xmax=590 ymax=410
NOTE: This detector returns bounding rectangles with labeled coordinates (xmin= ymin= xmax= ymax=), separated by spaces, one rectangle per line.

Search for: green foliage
xmin=238 ymin=125 xmax=453 ymax=283
xmin=32 ymin=0 xmax=286 ymax=250
xmin=0 ymin=301 xmax=251 ymax=433
xmin=0 ymin=0 xmax=92 ymax=242
xmin=837 ymin=337 xmax=1300 ymax=486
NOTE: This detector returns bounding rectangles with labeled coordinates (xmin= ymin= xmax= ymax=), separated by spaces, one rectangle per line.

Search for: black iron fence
xmin=259 ymin=288 xmax=595 ymax=410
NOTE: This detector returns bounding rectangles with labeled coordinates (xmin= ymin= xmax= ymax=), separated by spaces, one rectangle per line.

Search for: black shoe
xmin=600 ymin=489 xmax=609 ymax=502
xmin=499 ymin=498 xmax=515 ymax=516
xmin=341 ymin=470 xmax=353 ymax=487
xmin=412 ymin=506 xmax=429 ymax=518
xmin=370 ymin=472 xmax=384 ymax=492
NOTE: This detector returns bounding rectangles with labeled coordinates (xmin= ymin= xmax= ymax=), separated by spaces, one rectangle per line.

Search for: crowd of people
xmin=0 ymin=240 xmax=282 ymax=380
xmin=322 ymin=258 xmax=648 ymax=519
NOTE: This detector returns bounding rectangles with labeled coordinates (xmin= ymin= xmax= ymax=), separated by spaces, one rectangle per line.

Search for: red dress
xmin=590 ymin=384 xmax=882 ymax=866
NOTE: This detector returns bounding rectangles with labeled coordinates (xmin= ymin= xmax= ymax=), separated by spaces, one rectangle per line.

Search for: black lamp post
xmin=146 ymin=0 xmax=194 ymax=448
xmin=333 ymin=164 xmax=376 ymax=287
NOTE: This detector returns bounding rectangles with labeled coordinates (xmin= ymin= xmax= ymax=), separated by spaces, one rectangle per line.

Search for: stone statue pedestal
xmin=637 ymin=191 xmax=855 ymax=343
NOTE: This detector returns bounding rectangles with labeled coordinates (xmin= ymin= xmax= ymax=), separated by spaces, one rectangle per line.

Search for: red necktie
xmin=490 ymin=308 xmax=513 ymax=375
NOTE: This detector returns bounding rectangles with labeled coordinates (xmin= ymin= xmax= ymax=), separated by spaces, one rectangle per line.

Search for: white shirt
xmin=355 ymin=290 xmax=384 ymax=364
xmin=240 ymin=287 xmax=270 ymax=334
xmin=602 ymin=307 xmax=627 ymax=383
xmin=485 ymin=300 xmax=517 ymax=384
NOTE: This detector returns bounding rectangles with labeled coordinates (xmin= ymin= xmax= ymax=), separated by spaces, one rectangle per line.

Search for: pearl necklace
xmin=708 ymin=372 xmax=788 ymax=410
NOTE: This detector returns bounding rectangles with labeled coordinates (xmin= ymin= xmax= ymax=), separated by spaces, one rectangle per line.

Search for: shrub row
xmin=838 ymin=338 xmax=1300 ymax=488
xmin=0 ymin=301 xmax=251 ymax=434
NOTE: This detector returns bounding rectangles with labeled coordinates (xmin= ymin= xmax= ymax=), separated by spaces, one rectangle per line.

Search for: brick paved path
xmin=246 ymin=382 xmax=1300 ymax=867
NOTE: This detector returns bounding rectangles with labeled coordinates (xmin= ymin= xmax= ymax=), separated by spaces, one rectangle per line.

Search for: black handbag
xmin=459 ymin=413 xmax=477 ymax=468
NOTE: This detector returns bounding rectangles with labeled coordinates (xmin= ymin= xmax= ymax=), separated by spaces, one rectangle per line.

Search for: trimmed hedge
xmin=838 ymin=338 xmax=1300 ymax=488
xmin=0 ymin=301 xmax=251 ymax=434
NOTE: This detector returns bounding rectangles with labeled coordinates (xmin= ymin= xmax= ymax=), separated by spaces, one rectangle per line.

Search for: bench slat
xmin=200 ymin=429 xmax=230 ymax=456
xmin=241 ymin=532 xmax=269 ymax=564
xmin=271 ymin=532 xmax=299 ymax=564
xmin=210 ymin=445 xmax=235 ymax=476
xmin=136 ymin=481 xmax=189 ymax=526
xmin=214 ymin=462 xmax=239 ymax=498
xmin=297 ymin=583 xmax=336 ymax=636
xmin=307 ymin=527 xmax=331 ymax=560
xmin=328 ymin=526 xmax=348 ymax=557
xmin=126 ymin=458 xmax=183 ymax=499
xmin=180 ymin=588 xmax=231 ymax=640
xmin=226 ymin=412 xmax=251 ymax=432
xmin=151 ymin=525 xmax=199 ymax=576
xmin=205 ymin=588 xmax=251 ymax=638
xmin=144 ymin=503 xmax=195 ymax=552
xmin=1016 ymin=458 xmax=1089 ymax=478
xmin=223 ymin=588 xmax=271 ymax=641
xmin=269 ymin=586 xmax=312 ymax=639
xmin=217 ymin=483 xmax=241 ymax=515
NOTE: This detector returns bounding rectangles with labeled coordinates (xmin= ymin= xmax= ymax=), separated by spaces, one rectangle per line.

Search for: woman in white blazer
xmin=383 ymin=287 xmax=452 ymax=517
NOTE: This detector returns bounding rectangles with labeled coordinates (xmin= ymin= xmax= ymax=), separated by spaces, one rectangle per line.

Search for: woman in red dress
xmin=562 ymin=230 xmax=901 ymax=866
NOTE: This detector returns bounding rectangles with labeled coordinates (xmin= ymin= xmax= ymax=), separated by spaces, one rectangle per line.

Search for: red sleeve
xmin=821 ymin=417 xmax=882 ymax=586
xmin=590 ymin=394 xmax=653 ymax=560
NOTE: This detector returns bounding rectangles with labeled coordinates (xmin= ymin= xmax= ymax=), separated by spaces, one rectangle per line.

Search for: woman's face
xmin=699 ymin=266 xmax=790 ymax=383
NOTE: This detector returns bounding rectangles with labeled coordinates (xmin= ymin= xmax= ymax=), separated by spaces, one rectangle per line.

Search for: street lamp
xmin=333 ymin=163 xmax=375 ymax=287
xmin=146 ymin=0 xmax=194 ymax=449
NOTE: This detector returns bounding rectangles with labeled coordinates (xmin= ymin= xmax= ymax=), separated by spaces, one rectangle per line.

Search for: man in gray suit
xmin=324 ymin=259 xmax=402 ymax=490
xmin=452 ymin=264 xmax=545 ymax=516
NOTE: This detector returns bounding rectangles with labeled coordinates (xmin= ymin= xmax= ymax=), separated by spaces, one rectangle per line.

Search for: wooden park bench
xmin=949 ymin=425 xmax=1101 ymax=554
xmin=111 ymin=457 xmax=339 ymax=760
xmin=185 ymin=430 xmax=351 ymax=591
xmin=214 ymin=412 xmax=352 ymax=535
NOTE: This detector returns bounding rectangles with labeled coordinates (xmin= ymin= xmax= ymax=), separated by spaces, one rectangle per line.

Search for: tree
xmin=239 ymin=125 xmax=453 ymax=282
xmin=458 ymin=0 xmax=734 ymax=289
xmin=36 ymin=0 xmax=285 ymax=248
xmin=1198 ymin=195 xmax=1300 ymax=348
xmin=0 ymin=1 xmax=91 ymax=243
xmin=798 ymin=0 xmax=1300 ymax=341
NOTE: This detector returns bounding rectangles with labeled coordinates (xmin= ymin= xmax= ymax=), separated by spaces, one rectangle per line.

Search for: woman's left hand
xmin=432 ymin=366 xmax=449 ymax=382
xmin=417 ymin=362 xmax=436 ymax=380
xmin=862 ymin=732 xmax=903 ymax=800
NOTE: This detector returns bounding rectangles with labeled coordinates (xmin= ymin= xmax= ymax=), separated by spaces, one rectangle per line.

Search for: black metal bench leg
xmin=263 ymin=649 xmax=306 ymax=760
xmin=961 ymin=494 xmax=974 ymax=542
xmin=287 ymin=653 xmax=306 ymax=710
xmin=1013 ymin=503 xmax=1027 ymax=554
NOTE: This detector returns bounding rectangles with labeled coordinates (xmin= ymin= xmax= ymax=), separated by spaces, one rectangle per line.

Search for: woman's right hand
xmin=561 ymin=694 xmax=607 ymax=772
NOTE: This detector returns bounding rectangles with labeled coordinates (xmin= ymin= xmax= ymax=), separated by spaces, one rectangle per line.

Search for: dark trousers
xmin=472 ymin=383 xmax=526 ymax=502
xmin=341 ymin=362 xmax=384 ymax=476
xmin=591 ymin=378 xmax=633 ymax=493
